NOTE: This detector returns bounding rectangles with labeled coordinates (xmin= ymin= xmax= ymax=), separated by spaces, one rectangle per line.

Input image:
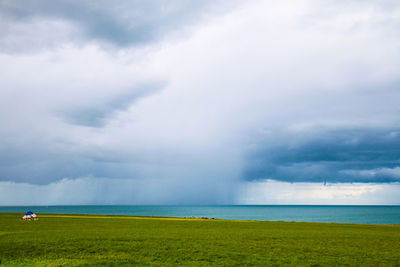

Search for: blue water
xmin=1 ymin=205 xmax=399 ymax=224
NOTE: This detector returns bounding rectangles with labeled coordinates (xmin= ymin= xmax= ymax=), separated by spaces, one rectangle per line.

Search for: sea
xmin=1 ymin=205 xmax=400 ymax=225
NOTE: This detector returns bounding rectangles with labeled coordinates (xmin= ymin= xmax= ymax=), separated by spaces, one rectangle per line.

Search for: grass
xmin=0 ymin=213 xmax=399 ymax=266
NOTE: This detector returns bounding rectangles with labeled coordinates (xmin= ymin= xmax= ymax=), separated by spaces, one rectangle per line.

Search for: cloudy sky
xmin=1 ymin=0 xmax=400 ymax=205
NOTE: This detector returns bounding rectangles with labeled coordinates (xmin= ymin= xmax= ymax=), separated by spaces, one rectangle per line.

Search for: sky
xmin=0 ymin=0 xmax=400 ymax=205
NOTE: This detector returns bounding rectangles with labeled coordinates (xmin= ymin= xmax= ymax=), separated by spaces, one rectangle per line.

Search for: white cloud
xmin=238 ymin=179 xmax=400 ymax=205
xmin=0 ymin=17 xmax=78 ymax=53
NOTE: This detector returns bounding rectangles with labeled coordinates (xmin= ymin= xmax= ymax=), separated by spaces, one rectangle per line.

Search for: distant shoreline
xmin=2 ymin=205 xmax=399 ymax=224
xmin=1 ymin=212 xmax=399 ymax=226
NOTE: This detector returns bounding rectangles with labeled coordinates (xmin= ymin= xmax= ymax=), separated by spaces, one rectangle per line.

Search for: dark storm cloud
xmin=244 ymin=129 xmax=400 ymax=183
xmin=60 ymin=82 xmax=164 ymax=127
xmin=0 ymin=0 xmax=234 ymax=51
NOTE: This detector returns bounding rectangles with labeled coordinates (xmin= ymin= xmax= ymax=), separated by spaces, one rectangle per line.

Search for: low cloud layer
xmin=0 ymin=176 xmax=235 ymax=205
xmin=1 ymin=178 xmax=399 ymax=205
xmin=0 ymin=0 xmax=400 ymax=204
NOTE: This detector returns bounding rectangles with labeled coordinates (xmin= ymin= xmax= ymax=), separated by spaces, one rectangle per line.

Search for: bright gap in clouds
xmin=0 ymin=0 xmax=400 ymax=205
xmin=238 ymin=180 xmax=400 ymax=205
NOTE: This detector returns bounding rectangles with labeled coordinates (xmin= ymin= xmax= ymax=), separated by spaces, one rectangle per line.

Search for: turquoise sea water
xmin=1 ymin=205 xmax=399 ymax=224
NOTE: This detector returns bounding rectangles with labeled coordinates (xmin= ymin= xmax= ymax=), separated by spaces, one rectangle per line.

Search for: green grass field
xmin=0 ymin=213 xmax=399 ymax=266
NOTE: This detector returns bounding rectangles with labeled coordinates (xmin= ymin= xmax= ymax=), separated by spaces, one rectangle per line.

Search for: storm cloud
xmin=0 ymin=0 xmax=400 ymax=204
xmin=245 ymin=128 xmax=400 ymax=183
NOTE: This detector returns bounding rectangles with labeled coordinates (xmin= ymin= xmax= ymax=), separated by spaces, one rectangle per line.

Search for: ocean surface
xmin=1 ymin=205 xmax=400 ymax=224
